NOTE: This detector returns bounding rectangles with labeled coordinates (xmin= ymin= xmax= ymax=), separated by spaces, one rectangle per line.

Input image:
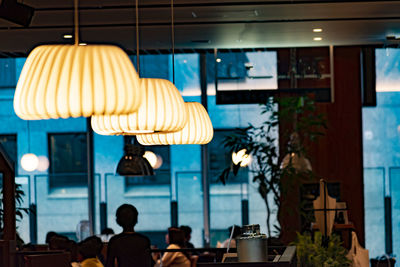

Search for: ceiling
xmin=1 ymin=0 xmax=400 ymax=55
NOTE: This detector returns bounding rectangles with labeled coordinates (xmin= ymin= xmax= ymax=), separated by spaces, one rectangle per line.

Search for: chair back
xmin=23 ymin=252 xmax=71 ymax=267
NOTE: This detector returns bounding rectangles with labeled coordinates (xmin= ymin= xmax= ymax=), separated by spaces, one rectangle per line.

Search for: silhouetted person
xmin=101 ymin=228 xmax=114 ymax=235
xmin=180 ymin=225 xmax=194 ymax=249
xmin=106 ymin=204 xmax=153 ymax=267
xmin=78 ymin=236 xmax=104 ymax=267
xmin=45 ymin=231 xmax=57 ymax=244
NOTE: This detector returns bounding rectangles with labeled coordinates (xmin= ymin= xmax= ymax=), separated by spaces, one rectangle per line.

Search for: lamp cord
xmin=136 ymin=0 xmax=140 ymax=74
xmin=171 ymin=0 xmax=175 ymax=84
xmin=74 ymin=0 xmax=79 ymax=45
xmin=27 ymin=120 xmax=31 ymax=152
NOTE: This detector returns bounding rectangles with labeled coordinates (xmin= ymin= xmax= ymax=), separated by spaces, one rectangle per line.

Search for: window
xmin=208 ymin=130 xmax=248 ymax=183
xmin=48 ymin=133 xmax=87 ymax=189
xmin=0 ymin=58 xmax=16 ymax=89
xmin=0 ymin=134 xmax=17 ymax=166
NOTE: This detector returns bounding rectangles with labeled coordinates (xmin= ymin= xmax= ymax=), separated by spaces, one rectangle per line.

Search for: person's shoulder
xmin=167 ymin=243 xmax=180 ymax=249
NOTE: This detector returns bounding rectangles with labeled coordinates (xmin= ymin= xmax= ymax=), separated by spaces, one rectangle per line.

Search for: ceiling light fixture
xmin=313 ymin=28 xmax=323 ymax=33
xmin=137 ymin=102 xmax=213 ymax=145
xmin=116 ymin=142 xmax=154 ymax=176
xmin=90 ymin=0 xmax=187 ymax=135
xmin=13 ymin=0 xmax=141 ymax=120
xmin=313 ymin=37 xmax=323 ymax=41
xmin=91 ymin=78 xmax=187 ymax=135
xmin=63 ymin=34 xmax=73 ymax=39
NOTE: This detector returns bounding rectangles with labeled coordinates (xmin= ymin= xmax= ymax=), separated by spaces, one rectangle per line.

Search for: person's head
xmin=116 ymin=204 xmax=138 ymax=231
xmin=45 ymin=231 xmax=58 ymax=244
xmin=167 ymin=227 xmax=185 ymax=247
xmin=228 ymin=225 xmax=242 ymax=238
xmin=78 ymin=236 xmax=103 ymax=260
xmin=48 ymin=235 xmax=70 ymax=250
xmin=179 ymin=225 xmax=192 ymax=242
xmin=101 ymin=228 xmax=115 ymax=235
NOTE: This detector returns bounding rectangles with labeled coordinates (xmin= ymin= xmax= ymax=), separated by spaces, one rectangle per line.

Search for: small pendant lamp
xmin=136 ymin=102 xmax=213 ymax=145
xmin=91 ymin=78 xmax=187 ymax=135
xmin=13 ymin=0 xmax=141 ymax=120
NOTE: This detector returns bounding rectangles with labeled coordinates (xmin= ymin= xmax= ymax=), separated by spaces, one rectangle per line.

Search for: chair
xmin=191 ymin=255 xmax=199 ymax=267
xmin=23 ymin=252 xmax=71 ymax=267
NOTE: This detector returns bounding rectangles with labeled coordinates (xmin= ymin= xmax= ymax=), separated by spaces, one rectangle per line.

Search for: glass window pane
xmin=364 ymin=168 xmax=385 ymax=258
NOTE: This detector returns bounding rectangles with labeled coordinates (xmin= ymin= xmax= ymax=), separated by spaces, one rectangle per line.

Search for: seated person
xmin=218 ymin=225 xmax=241 ymax=249
xmin=179 ymin=225 xmax=194 ymax=249
xmin=156 ymin=228 xmax=190 ymax=267
xmin=106 ymin=204 xmax=153 ymax=267
xmin=77 ymin=236 xmax=104 ymax=267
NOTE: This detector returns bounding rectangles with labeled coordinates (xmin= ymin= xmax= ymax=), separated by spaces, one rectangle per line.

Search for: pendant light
xmin=91 ymin=78 xmax=187 ymax=135
xmin=135 ymin=0 xmax=213 ymax=145
xmin=13 ymin=0 xmax=141 ymax=120
xmin=136 ymin=102 xmax=213 ymax=145
xmin=90 ymin=0 xmax=187 ymax=135
xmin=116 ymin=139 xmax=154 ymax=177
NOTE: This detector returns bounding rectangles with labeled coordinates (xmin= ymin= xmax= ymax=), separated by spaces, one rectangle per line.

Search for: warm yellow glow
xmin=313 ymin=37 xmax=323 ymax=41
xmin=21 ymin=153 xmax=39 ymax=172
xmin=143 ymin=151 xmax=163 ymax=169
xmin=216 ymin=58 xmax=222 ymax=63
xmin=91 ymin=78 xmax=187 ymax=135
xmin=232 ymin=149 xmax=252 ymax=167
xmin=63 ymin=34 xmax=73 ymax=39
xmin=137 ymin=102 xmax=213 ymax=145
xmin=313 ymin=28 xmax=323 ymax=32
xmin=14 ymin=45 xmax=142 ymax=120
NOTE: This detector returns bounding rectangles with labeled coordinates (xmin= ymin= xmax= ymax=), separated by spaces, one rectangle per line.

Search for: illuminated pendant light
xmin=136 ymin=102 xmax=213 ymax=145
xmin=13 ymin=0 xmax=141 ymax=120
xmin=91 ymin=78 xmax=187 ymax=135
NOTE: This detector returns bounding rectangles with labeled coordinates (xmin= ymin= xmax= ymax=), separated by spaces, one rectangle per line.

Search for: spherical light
xmin=91 ymin=78 xmax=187 ymax=135
xmin=37 ymin=156 xmax=50 ymax=171
xmin=137 ymin=102 xmax=213 ymax=145
xmin=14 ymin=45 xmax=142 ymax=120
xmin=232 ymin=149 xmax=252 ymax=167
xmin=21 ymin=153 xmax=39 ymax=172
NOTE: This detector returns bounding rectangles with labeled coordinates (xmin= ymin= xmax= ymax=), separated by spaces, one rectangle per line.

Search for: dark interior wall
xmin=309 ymin=46 xmax=364 ymax=245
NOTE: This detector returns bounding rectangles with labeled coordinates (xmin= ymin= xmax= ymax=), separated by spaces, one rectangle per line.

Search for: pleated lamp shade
xmin=14 ymin=45 xmax=142 ymax=120
xmin=136 ymin=102 xmax=213 ymax=145
xmin=91 ymin=78 xmax=188 ymax=135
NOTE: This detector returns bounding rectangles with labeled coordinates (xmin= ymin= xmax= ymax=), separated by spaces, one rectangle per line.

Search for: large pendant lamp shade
xmin=137 ymin=102 xmax=213 ymax=145
xmin=91 ymin=78 xmax=187 ymax=135
xmin=13 ymin=44 xmax=142 ymax=120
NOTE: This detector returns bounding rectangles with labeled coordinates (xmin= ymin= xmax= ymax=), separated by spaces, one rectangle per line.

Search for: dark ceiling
xmin=1 ymin=0 xmax=400 ymax=55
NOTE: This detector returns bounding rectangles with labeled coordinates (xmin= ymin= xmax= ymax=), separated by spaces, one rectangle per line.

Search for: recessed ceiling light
xmin=313 ymin=28 xmax=323 ymax=33
xmin=79 ymin=43 xmax=87 ymax=46
xmin=313 ymin=37 xmax=322 ymax=41
xmin=63 ymin=34 xmax=73 ymax=39
xmin=216 ymin=58 xmax=222 ymax=63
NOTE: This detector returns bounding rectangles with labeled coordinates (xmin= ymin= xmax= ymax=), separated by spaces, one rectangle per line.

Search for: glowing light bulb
xmin=144 ymin=151 xmax=163 ymax=169
xmin=21 ymin=153 xmax=39 ymax=172
xmin=232 ymin=149 xmax=252 ymax=167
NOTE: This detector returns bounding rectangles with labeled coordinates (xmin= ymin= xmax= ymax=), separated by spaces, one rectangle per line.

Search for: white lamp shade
xmin=14 ymin=45 xmax=142 ymax=120
xmin=137 ymin=102 xmax=213 ymax=145
xmin=91 ymin=78 xmax=187 ymax=135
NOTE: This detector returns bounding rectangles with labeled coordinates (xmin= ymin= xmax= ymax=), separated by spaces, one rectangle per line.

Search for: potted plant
xmin=292 ymin=231 xmax=351 ymax=267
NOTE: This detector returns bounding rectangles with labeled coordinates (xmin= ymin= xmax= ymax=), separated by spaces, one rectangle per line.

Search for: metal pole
xmin=86 ymin=118 xmax=95 ymax=235
xmin=200 ymin=52 xmax=210 ymax=247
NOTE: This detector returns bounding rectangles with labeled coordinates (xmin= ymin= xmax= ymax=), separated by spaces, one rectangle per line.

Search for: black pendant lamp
xmin=116 ymin=141 xmax=154 ymax=177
